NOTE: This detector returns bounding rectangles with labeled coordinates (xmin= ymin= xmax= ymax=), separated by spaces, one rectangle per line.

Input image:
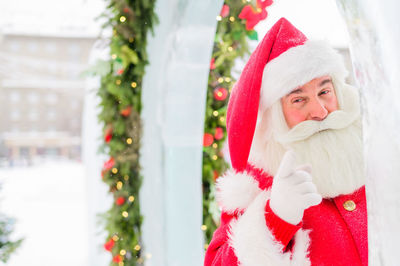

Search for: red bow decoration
xmin=239 ymin=0 xmax=273 ymax=30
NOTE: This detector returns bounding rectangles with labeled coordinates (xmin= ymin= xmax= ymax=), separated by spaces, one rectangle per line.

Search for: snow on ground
xmin=0 ymin=160 xmax=88 ymax=266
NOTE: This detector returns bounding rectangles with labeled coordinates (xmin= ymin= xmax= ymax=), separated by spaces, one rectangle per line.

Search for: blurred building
xmin=0 ymin=0 xmax=103 ymax=165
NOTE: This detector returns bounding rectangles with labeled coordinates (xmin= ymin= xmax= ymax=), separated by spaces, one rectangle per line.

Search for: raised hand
xmin=269 ymin=150 xmax=322 ymax=225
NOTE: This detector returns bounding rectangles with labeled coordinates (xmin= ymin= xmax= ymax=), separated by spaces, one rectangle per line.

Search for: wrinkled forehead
xmin=284 ymin=75 xmax=335 ymax=97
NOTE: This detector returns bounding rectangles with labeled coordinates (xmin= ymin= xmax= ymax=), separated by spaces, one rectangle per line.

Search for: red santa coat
xmin=204 ymin=164 xmax=368 ymax=266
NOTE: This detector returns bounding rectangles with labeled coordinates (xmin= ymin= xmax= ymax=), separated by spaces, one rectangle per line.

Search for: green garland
xmin=0 ymin=185 xmax=22 ymax=263
xmin=202 ymin=0 xmax=271 ymax=245
xmin=98 ymin=1 xmax=157 ymax=265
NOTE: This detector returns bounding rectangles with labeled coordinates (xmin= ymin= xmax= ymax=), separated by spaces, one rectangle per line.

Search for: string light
xmin=134 ymin=244 xmax=141 ymax=251
xmin=145 ymin=253 xmax=152 ymax=259
xmin=126 ymin=138 xmax=133 ymax=144
xmin=201 ymin=225 xmax=207 ymax=231
xmin=116 ymin=79 xmax=122 ymax=85
xmin=219 ymin=117 xmax=225 ymax=122
xmin=124 ymin=175 xmax=129 ymax=181
xmin=228 ymin=46 xmax=233 ymax=52
xmin=122 ymin=211 xmax=129 ymax=218
xmin=224 ymin=77 xmax=231 ymax=82
xmin=112 ymin=168 xmax=118 ymax=174
xmin=229 ymin=16 xmax=235 ymax=22
xmin=204 ymin=244 xmax=209 ymax=249
xmin=212 ymin=143 xmax=218 ymax=149
xmin=217 ymin=77 xmax=224 ymax=83
xmin=118 ymin=262 xmax=124 ymax=266
xmin=131 ymin=82 xmax=137 ymax=88
xmin=120 ymin=16 xmax=127 ymax=23
xmin=212 ymin=155 xmax=218 ymax=160
xmin=112 ymin=235 xmax=119 ymax=241
xmin=128 ymin=196 xmax=135 ymax=202
xmin=117 ymin=181 xmax=123 ymax=190
xmin=216 ymin=15 xmax=222 ymax=21
xmin=120 ymin=249 xmax=127 ymax=256
xmin=112 ymin=54 xmax=117 ymax=60
xmin=213 ymin=111 xmax=219 ymax=116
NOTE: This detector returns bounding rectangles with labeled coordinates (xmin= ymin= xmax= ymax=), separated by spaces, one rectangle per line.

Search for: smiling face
xmin=280 ymin=75 xmax=339 ymax=128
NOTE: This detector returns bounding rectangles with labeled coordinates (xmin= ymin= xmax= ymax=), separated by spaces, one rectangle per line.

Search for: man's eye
xmin=320 ymin=89 xmax=330 ymax=95
xmin=292 ymin=98 xmax=303 ymax=103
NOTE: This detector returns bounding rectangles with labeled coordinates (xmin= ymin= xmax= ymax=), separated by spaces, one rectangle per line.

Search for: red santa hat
xmin=227 ymin=17 xmax=348 ymax=171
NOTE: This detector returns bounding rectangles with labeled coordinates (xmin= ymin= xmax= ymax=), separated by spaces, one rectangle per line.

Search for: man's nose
xmin=308 ymin=98 xmax=328 ymax=121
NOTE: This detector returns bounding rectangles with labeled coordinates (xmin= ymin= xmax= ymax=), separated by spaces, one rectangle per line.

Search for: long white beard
xmin=249 ymin=84 xmax=365 ymax=198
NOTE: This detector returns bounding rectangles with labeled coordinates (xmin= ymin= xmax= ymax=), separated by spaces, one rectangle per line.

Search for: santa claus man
xmin=204 ymin=18 xmax=367 ymax=265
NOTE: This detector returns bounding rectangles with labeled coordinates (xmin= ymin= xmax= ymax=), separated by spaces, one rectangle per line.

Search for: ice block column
xmin=336 ymin=1 xmax=400 ymax=264
xmin=82 ymin=41 xmax=113 ymax=266
xmin=140 ymin=0 xmax=222 ymax=265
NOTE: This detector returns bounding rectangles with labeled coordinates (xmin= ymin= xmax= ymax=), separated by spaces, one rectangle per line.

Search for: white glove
xmin=269 ymin=150 xmax=322 ymax=225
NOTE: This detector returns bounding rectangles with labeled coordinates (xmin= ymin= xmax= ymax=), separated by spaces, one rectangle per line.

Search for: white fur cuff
xmin=228 ymin=191 xmax=311 ymax=266
xmin=216 ymin=169 xmax=262 ymax=214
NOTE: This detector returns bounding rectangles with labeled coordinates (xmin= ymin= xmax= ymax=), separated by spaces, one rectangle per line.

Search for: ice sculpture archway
xmin=139 ymin=1 xmax=223 ymax=265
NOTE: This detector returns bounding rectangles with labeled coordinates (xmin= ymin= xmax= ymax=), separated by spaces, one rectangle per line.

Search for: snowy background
xmin=0 ymin=161 xmax=89 ymax=266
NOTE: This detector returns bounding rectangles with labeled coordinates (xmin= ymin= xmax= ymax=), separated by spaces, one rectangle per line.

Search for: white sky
xmin=0 ymin=0 xmax=349 ymax=46
xmin=256 ymin=0 xmax=350 ymax=47
xmin=0 ymin=0 xmax=105 ymax=37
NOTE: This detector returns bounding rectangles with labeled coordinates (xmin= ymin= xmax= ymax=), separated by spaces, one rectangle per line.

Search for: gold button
xmin=343 ymin=200 xmax=356 ymax=211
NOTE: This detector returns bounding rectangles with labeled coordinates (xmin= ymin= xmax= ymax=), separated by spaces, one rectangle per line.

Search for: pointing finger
xmin=276 ymin=150 xmax=297 ymax=178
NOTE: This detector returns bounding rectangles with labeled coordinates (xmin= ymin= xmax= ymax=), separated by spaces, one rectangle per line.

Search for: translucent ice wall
xmin=140 ymin=0 xmax=222 ymax=265
xmin=82 ymin=41 xmax=112 ymax=266
xmin=337 ymin=1 xmax=400 ymax=264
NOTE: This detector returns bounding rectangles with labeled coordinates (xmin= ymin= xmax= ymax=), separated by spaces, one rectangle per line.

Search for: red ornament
xmin=116 ymin=197 xmax=125 ymax=206
xmin=210 ymin=58 xmax=216 ymax=70
xmin=104 ymin=239 xmax=115 ymax=251
xmin=104 ymin=127 xmax=113 ymax=143
xmin=117 ymin=69 xmax=124 ymax=75
xmin=213 ymin=87 xmax=228 ymax=101
xmin=120 ymin=106 xmax=132 ymax=117
xmin=220 ymin=4 xmax=230 ymax=18
xmin=213 ymin=170 xmax=219 ymax=181
xmin=123 ymin=7 xmax=130 ymax=13
xmin=203 ymin=133 xmax=214 ymax=147
xmin=239 ymin=0 xmax=273 ymax=30
xmin=214 ymin=127 xmax=224 ymax=140
xmin=105 ymin=134 xmax=112 ymax=143
xmin=103 ymin=157 xmax=115 ymax=171
xmin=113 ymin=254 xmax=123 ymax=263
